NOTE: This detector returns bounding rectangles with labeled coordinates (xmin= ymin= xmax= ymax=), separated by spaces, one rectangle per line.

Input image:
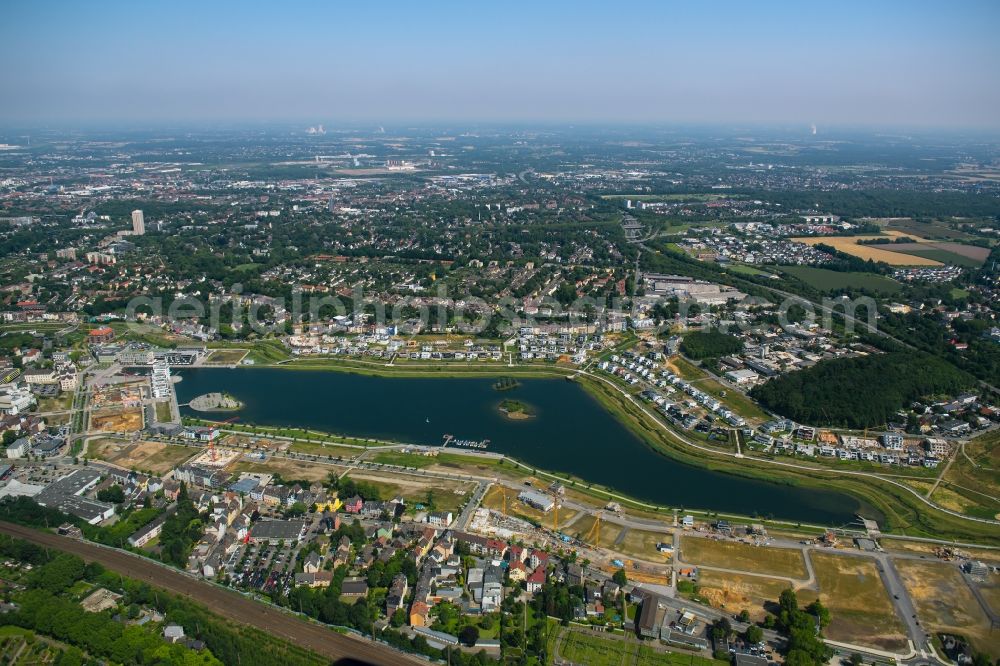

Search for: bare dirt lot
xmin=90 ymin=408 xmax=144 ymax=433
xmin=679 ymin=536 xmax=808 ymax=579
xmin=811 ymin=552 xmax=908 ymax=653
xmin=90 ymin=439 xmax=196 ymax=474
xmin=895 ymin=559 xmax=998 ymax=659
xmin=695 ymin=570 xmax=800 ymax=622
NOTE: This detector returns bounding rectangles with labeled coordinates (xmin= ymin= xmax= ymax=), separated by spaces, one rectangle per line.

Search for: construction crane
xmin=584 ymin=511 xmax=602 ymax=547
xmin=209 ymin=416 xmax=239 ymax=462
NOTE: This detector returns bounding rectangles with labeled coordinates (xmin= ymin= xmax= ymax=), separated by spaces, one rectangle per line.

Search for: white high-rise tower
xmin=131 ymin=209 xmax=145 ymax=235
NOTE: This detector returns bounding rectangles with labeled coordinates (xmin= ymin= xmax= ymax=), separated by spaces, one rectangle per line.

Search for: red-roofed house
xmin=529 ymin=549 xmax=549 ymax=569
xmin=409 ymin=601 xmax=430 ymax=627
xmin=526 ymin=567 xmax=546 ymax=594
xmin=88 ymin=326 xmax=115 ymax=343
xmin=508 ymin=560 xmax=529 ymax=582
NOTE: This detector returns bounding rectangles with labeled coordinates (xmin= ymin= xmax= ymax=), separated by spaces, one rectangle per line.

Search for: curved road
xmin=0 ymin=522 xmax=422 ymax=666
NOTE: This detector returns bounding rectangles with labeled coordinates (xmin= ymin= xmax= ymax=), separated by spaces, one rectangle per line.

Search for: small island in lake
xmin=493 ymin=376 xmax=521 ymax=391
xmin=499 ymin=399 xmax=534 ymax=420
xmin=189 ymin=392 xmax=243 ymax=412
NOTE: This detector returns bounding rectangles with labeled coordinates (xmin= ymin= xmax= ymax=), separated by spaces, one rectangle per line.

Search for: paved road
xmin=0 ymin=522 xmax=422 ymax=666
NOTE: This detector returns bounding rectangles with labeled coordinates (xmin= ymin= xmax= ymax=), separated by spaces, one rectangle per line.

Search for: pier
xmin=441 ymin=434 xmax=490 ymax=450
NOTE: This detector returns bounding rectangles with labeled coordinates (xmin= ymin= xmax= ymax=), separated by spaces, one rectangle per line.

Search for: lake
xmin=175 ymin=367 xmax=870 ymax=525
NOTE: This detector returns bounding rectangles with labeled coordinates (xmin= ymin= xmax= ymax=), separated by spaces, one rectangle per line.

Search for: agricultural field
xmin=694 ymin=570 xmax=800 ymax=621
xmin=810 ymin=552 xmax=908 ymax=653
xmin=884 ymin=219 xmax=977 ymax=241
xmin=777 ymin=265 xmax=903 ymax=294
xmin=895 ymin=559 xmax=998 ymax=659
xmin=678 ymin=536 xmax=808 ymax=579
xmin=792 ymin=232 xmax=942 ymax=266
xmin=879 ymin=242 xmax=988 ymax=268
xmin=90 ymin=439 xmax=196 ymax=474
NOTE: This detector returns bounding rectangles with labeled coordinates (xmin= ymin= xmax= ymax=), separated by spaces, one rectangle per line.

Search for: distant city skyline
xmin=2 ymin=0 xmax=999 ymax=128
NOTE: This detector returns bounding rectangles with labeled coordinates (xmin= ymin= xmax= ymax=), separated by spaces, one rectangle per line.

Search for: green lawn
xmin=691 ymin=377 xmax=770 ymax=422
xmin=154 ymin=401 xmax=172 ymax=422
xmin=727 ymin=264 xmax=772 ymax=277
xmin=559 ymin=630 xmax=726 ymax=666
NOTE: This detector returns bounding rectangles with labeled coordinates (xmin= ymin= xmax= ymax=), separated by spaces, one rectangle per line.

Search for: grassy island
xmin=499 ymin=399 xmax=533 ymax=420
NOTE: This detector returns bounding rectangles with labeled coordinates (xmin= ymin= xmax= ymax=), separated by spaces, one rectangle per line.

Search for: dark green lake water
xmin=176 ymin=367 xmax=869 ymax=525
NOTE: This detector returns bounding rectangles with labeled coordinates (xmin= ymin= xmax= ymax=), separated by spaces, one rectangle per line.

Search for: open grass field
xmin=690 ymin=377 xmax=770 ymax=422
xmin=572 ymin=513 xmax=628 ymax=548
xmin=617 ymin=528 xmax=672 ymax=560
xmin=694 ymin=570 xmax=799 ymax=621
xmin=89 ymin=439 xmax=195 ymax=474
xmin=36 ymin=393 xmax=73 ymax=413
xmin=792 ymin=233 xmax=942 ymax=266
xmin=154 ymin=400 xmax=172 ymax=422
xmin=679 ymin=536 xmax=808 ymax=579
xmin=938 ymin=432 xmax=1000 ymax=521
xmin=777 ymin=265 xmax=904 ymax=294
xmin=288 ymin=440 xmax=366 ymax=459
xmin=558 ymin=629 xmax=726 ymax=666
xmin=895 ymin=559 xmax=998 ymax=659
xmin=203 ymin=349 xmax=250 ymax=365
xmin=726 ymin=264 xmax=774 ymax=277
xmin=234 ymin=458 xmax=334 ymax=483
xmin=980 ymin=579 xmax=1000 ymax=618
xmin=810 ymin=552 xmax=908 ymax=652
xmin=342 ymin=469 xmax=472 ymax=511
xmin=668 ymin=356 xmax=708 ymax=381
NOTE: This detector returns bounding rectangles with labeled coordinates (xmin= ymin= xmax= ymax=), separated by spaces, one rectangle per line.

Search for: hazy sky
xmin=3 ymin=0 xmax=999 ymax=128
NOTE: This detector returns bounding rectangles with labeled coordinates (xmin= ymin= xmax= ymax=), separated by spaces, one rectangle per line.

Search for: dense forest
xmin=749 ymin=351 xmax=973 ymax=428
xmin=680 ymin=329 xmax=744 ymax=359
